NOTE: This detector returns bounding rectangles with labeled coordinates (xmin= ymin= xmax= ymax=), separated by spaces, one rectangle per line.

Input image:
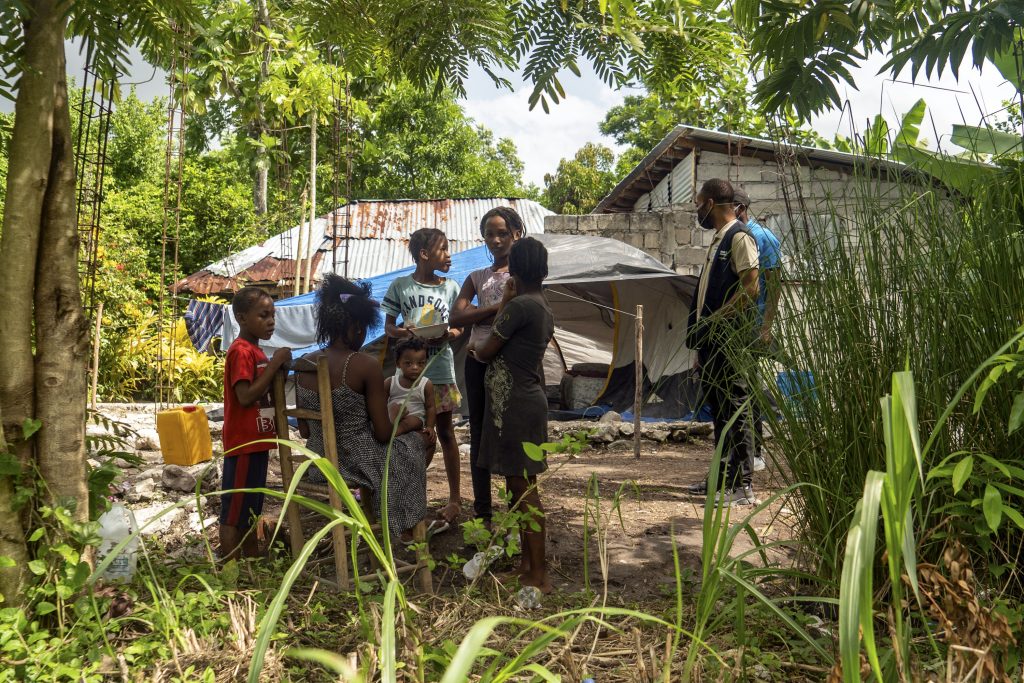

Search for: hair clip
xmin=339 ymin=293 xmax=380 ymax=307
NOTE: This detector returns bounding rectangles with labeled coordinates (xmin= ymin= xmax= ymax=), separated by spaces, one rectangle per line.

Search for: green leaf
xmin=0 ymin=452 xmax=20 ymax=476
xmin=21 ymin=419 xmax=41 ymax=440
xmin=895 ymin=99 xmax=926 ymax=148
xmin=381 ymin=581 xmax=398 ymax=683
xmin=522 ymin=442 xmax=546 ymax=462
xmin=983 ymin=484 xmax=1002 ymax=532
xmin=0 ymin=557 xmax=15 ymax=568
xmin=1003 ymin=507 xmax=1024 ymax=530
xmin=950 ymin=124 xmax=1022 ymax=157
xmin=1009 ymin=392 xmax=1024 ymax=435
xmin=990 ymin=48 xmax=1023 ymax=89
xmin=34 ymin=601 xmax=57 ymax=616
xmin=27 ymin=560 xmax=45 ymax=576
xmin=839 ymin=470 xmax=886 ymax=683
xmin=951 ymin=456 xmax=973 ymax=494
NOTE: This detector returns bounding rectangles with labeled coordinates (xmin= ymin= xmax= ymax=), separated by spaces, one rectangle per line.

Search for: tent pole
xmin=633 ymin=304 xmax=643 ymax=459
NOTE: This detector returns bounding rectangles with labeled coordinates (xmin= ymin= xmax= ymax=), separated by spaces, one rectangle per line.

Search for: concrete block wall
xmin=696 ymin=150 xmax=899 ymax=201
xmin=693 ymin=151 xmax=905 ymax=245
xmin=547 ymin=153 xmax=912 ymax=275
xmin=545 ymin=210 xmax=709 ymax=276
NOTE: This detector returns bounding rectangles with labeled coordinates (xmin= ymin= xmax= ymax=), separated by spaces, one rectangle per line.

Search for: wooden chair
xmin=272 ymin=355 xmax=432 ymax=593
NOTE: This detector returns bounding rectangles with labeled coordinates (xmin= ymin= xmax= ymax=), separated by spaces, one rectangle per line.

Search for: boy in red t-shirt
xmin=220 ymin=287 xmax=291 ymax=559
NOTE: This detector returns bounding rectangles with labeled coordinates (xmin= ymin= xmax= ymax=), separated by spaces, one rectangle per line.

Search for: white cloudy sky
xmin=6 ymin=42 xmax=1019 ymax=187
xmin=462 ymin=55 xmax=1018 ymax=185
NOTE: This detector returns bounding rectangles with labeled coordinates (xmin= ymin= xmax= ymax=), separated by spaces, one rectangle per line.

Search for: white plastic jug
xmin=96 ymin=503 xmax=139 ymax=582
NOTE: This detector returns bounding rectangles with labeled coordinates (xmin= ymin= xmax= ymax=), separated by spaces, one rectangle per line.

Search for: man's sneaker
xmin=684 ymin=480 xmax=708 ymax=496
xmin=702 ymin=485 xmax=760 ymax=507
xmin=752 ymin=456 xmax=766 ymax=472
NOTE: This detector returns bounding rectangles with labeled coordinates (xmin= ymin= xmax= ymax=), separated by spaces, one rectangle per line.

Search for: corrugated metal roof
xmin=595 ymin=125 xmax=934 ymax=213
xmin=178 ymin=198 xmax=552 ymax=295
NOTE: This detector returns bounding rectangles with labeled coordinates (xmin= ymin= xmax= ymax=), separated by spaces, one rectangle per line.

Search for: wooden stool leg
xmin=272 ymin=372 xmax=306 ymax=558
xmin=412 ymin=520 xmax=433 ymax=594
xmin=332 ymin=522 xmax=350 ymax=591
xmin=279 ymin=454 xmax=305 ymax=559
xmin=361 ymin=493 xmax=381 ymax=572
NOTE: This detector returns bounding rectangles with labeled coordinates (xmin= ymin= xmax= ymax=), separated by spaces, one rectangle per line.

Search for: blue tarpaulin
xmin=273 ymin=244 xmax=494 ymax=357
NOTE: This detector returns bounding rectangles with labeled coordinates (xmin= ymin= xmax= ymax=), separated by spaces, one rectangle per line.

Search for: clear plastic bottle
xmin=96 ymin=503 xmax=139 ymax=582
xmin=462 ymin=544 xmax=504 ymax=580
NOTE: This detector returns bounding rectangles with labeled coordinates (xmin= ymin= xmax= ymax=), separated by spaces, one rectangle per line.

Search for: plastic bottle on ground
xmin=462 ymin=544 xmax=505 ymax=580
xmin=96 ymin=503 xmax=139 ymax=582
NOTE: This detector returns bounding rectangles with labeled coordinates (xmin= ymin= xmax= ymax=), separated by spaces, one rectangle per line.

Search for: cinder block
xmin=630 ymin=212 xmax=663 ymax=233
xmin=624 ymin=233 xmax=643 ymax=249
xmin=665 ymin=208 xmax=696 ymax=230
xmin=700 ymin=151 xmax=734 ymax=165
xmin=675 ymin=246 xmax=707 ymax=266
xmin=643 ymin=231 xmax=660 ymax=249
xmin=675 ymin=264 xmax=701 ymax=277
xmin=605 ymin=213 xmax=630 ymax=234
xmin=811 ymin=168 xmax=843 ymax=181
xmin=544 ymin=215 xmax=578 ymax=234
xmin=674 ymin=226 xmax=695 ymax=246
xmin=695 ymin=163 xmax=733 ymax=183
xmin=746 ymin=183 xmax=778 ymax=201
xmin=737 ymin=165 xmax=767 ymax=182
xmin=611 ymin=231 xmax=626 ymax=242
xmin=576 ymin=214 xmax=599 ymax=234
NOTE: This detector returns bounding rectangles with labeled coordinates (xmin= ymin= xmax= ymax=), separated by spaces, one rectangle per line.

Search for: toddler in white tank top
xmin=386 ymin=337 xmax=435 ymax=433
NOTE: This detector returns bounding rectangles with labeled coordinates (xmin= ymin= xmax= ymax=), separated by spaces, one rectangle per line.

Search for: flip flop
xmin=427 ymin=519 xmax=451 ymax=537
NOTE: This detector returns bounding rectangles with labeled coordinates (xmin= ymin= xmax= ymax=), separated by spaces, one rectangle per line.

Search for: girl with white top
xmin=451 ymin=207 xmax=525 ymax=527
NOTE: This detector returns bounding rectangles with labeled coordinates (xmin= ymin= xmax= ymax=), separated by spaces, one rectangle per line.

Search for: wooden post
xmin=305 ymin=108 xmax=317 ymax=293
xmin=633 ymin=304 xmax=643 ymax=459
xmin=293 ymin=188 xmax=308 ymax=297
xmin=90 ymin=301 xmax=104 ymax=410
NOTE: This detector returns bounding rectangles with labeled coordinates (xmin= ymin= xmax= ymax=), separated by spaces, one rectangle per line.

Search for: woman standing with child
xmin=469 ymin=237 xmax=554 ymax=594
xmin=451 ymin=207 xmax=525 ymax=526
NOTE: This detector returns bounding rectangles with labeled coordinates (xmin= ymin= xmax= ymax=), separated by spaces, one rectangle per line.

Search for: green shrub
xmin=99 ymin=312 xmax=223 ymax=403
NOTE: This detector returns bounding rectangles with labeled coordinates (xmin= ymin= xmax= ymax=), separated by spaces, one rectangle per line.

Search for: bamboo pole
xmin=90 ymin=301 xmax=104 ymax=410
xmin=633 ymin=304 xmax=643 ymax=459
xmin=293 ymin=187 xmax=308 ymax=297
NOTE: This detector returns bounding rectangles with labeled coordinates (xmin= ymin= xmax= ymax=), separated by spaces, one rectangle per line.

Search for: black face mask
xmin=697 ymin=200 xmax=716 ymax=230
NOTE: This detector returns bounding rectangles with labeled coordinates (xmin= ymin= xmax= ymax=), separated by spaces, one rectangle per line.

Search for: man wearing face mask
xmin=685 ymin=178 xmax=760 ymax=505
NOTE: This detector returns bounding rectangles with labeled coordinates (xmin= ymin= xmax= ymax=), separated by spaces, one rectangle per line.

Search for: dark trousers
xmin=465 ymin=355 xmax=492 ymax=521
xmin=700 ymin=352 xmax=755 ymax=489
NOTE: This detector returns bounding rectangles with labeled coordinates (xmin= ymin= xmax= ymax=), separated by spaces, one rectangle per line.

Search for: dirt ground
xmin=99 ymin=405 xmax=797 ymax=605
xmin=415 ymin=428 xmax=797 ymax=601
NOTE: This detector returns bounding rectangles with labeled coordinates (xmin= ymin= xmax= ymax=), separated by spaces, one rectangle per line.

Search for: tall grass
xmin=750 ymin=161 xmax=1024 ymax=584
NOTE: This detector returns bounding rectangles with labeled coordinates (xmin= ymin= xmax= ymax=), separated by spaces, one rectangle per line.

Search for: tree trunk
xmin=0 ymin=0 xmax=63 ymax=459
xmin=251 ymin=0 xmax=271 ymax=215
xmin=0 ymin=404 xmax=29 ymax=608
xmin=0 ymin=0 xmax=69 ymax=607
xmin=34 ymin=47 xmax=90 ymax=517
xmin=254 ymin=153 xmax=268 ymax=215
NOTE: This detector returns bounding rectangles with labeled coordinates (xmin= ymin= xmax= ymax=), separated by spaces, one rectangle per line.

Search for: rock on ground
xmin=162 ymin=462 xmax=219 ymax=493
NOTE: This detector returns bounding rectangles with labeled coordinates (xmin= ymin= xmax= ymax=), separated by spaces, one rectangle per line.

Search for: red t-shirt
xmin=222 ymin=338 xmax=275 ymax=456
